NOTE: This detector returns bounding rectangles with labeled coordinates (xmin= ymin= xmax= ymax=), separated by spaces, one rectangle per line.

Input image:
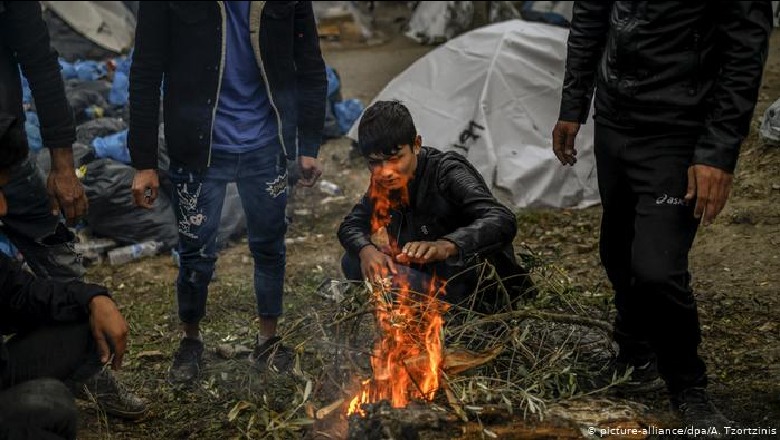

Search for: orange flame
xmin=347 ymin=172 xmax=447 ymax=417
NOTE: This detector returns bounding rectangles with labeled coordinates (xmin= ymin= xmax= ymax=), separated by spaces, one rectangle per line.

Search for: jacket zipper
xmin=254 ymin=4 xmax=288 ymax=158
xmin=207 ymin=1 xmax=227 ymax=167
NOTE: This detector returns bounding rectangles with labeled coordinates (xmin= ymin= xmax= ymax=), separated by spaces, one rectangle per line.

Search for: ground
xmin=78 ymin=5 xmax=780 ymax=439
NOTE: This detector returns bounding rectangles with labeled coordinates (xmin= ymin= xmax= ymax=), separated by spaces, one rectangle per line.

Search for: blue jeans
xmin=0 ymin=156 xmax=84 ymax=281
xmin=168 ymin=146 xmax=288 ymax=323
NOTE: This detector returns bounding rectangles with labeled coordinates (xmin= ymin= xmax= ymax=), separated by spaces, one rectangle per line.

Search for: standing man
xmin=553 ymin=1 xmax=771 ymax=430
xmin=129 ymin=1 xmax=326 ymax=383
xmin=0 ymin=1 xmax=87 ymax=281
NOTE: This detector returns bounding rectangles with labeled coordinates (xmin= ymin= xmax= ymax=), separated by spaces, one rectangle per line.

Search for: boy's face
xmin=367 ymin=135 xmax=422 ymax=191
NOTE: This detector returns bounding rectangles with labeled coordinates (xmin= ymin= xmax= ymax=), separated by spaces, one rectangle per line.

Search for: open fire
xmin=347 ymin=173 xmax=448 ymax=416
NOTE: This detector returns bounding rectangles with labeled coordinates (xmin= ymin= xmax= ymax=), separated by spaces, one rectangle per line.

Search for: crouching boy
xmin=337 ymin=101 xmax=533 ymax=310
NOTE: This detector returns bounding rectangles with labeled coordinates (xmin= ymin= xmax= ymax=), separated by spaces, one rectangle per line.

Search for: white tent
xmin=348 ymin=20 xmax=599 ymax=210
xmin=42 ymin=1 xmax=136 ymax=56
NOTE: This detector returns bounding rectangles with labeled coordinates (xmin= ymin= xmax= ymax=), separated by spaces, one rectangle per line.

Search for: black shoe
xmin=591 ymin=357 xmax=665 ymax=394
xmin=69 ymin=368 xmax=147 ymax=420
xmin=248 ymin=336 xmax=294 ymax=372
xmin=168 ymin=337 xmax=204 ymax=384
xmin=670 ymin=388 xmax=732 ymax=438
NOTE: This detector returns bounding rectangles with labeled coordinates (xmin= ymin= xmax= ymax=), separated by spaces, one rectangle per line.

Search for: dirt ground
xmin=78 ymin=4 xmax=780 ymax=439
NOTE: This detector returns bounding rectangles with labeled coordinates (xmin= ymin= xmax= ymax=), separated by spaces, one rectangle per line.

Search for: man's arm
xmin=685 ymin=1 xmax=772 ymax=225
xmin=437 ymin=157 xmax=517 ymax=264
xmin=128 ymin=2 xmax=168 ymax=208
xmin=4 ymin=2 xmax=73 ymax=150
xmin=558 ymin=1 xmax=613 ymax=124
xmin=3 ymin=2 xmax=87 ymax=223
xmin=128 ymin=1 xmax=168 ymax=171
xmin=0 ymin=253 xmax=128 ymax=369
xmin=0 ymin=253 xmax=107 ymax=329
xmin=292 ymin=1 xmax=327 ymax=160
xmin=694 ymin=1 xmax=772 ymax=173
xmin=337 ymin=195 xmax=375 ymax=256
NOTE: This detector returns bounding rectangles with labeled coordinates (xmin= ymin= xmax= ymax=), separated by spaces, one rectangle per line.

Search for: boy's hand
xmin=396 ymin=240 xmax=457 ymax=265
xmin=359 ymin=245 xmax=397 ymax=283
xmin=88 ymin=295 xmax=129 ymax=370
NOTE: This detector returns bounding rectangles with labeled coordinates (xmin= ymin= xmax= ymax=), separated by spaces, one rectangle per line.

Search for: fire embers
xmin=347 ymin=275 xmax=448 ymax=417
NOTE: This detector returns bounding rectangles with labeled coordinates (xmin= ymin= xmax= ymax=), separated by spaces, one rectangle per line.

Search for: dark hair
xmin=0 ymin=116 xmax=29 ymax=172
xmin=357 ymin=100 xmax=417 ymax=158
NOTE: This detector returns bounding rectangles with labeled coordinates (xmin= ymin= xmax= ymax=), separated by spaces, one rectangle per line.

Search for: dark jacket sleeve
xmin=438 ymin=156 xmax=517 ymax=263
xmin=2 ymin=1 xmax=74 ymax=149
xmin=0 ymin=254 xmax=109 ymax=334
xmin=558 ymin=1 xmax=613 ymax=123
xmin=128 ymin=1 xmax=168 ymax=170
xmin=293 ymin=1 xmax=327 ymax=158
xmin=693 ymin=1 xmax=772 ymax=172
xmin=337 ymin=194 xmax=375 ymax=256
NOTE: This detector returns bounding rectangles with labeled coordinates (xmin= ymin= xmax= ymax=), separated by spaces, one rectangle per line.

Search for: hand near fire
xmin=359 ymin=245 xmax=398 ymax=283
xmin=396 ymin=240 xmax=458 ymax=265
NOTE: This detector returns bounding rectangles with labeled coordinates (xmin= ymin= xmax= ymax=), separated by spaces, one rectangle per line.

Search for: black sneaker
xmin=248 ymin=336 xmax=294 ymax=372
xmin=168 ymin=337 xmax=204 ymax=384
xmin=70 ymin=368 xmax=147 ymax=420
xmin=670 ymin=388 xmax=732 ymax=438
xmin=612 ymin=358 xmax=665 ymax=394
xmin=591 ymin=358 xmax=665 ymax=394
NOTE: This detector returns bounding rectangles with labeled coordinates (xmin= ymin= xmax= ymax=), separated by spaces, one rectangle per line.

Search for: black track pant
xmin=595 ymin=122 xmax=707 ymax=393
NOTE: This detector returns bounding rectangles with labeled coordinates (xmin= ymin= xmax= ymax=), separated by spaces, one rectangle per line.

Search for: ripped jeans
xmin=0 ymin=156 xmax=84 ymax=281
xmin=168 ymin=145 xmax=288 ymax=323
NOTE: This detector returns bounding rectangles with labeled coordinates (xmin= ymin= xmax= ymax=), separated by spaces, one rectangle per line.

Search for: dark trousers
xmin=0 ymin=323 xmax=102 ymax=440
xmin=0 ymin=156 xmax=84 ymax=282
xmin=595 ymin=123 xmax=706 ymax=393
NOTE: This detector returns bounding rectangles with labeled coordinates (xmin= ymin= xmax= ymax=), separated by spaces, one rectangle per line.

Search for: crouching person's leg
xmin=341 ymin=252 xmax=364 ymax=282
xmin=0 ymin=379 xmax=78 ymax=440
xmin=3 ymin=323 xmax=146 ymax=420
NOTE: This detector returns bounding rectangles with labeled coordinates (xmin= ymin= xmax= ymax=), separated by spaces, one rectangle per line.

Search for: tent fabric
xmin=42 ymin=1 xmax=136 ymax=57
xmin=349 ymin=20 xmax=599 ymax=210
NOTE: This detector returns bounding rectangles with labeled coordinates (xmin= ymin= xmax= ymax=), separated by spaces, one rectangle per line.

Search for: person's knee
xmin=5 ymin=379 xmax=78 ymax=438
xmin=341 ymin=252 xmax=363 ymax=281
xmin=630 ymin=259 xmax=683 ymax=291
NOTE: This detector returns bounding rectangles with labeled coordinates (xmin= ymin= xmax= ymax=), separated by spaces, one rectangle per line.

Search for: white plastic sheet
xmin=349 ymin=20 xmax=599 ymax=209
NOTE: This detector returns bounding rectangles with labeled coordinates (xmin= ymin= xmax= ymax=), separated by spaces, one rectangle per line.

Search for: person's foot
xmin=591 ymin=357 xmax=665 ymax=394
xmin=670 ymin=388 xmax=732 ymax=438
xmin=70 ymin=369 xmax=147 ymax=420
xmin=248 ymin=336 xmax=294 ymax=372
xmin=168 ymin=337 xmax=204 ymax=384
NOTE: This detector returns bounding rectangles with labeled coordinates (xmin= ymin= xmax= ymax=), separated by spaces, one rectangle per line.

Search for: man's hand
xmin=552 ymin=120 xmax=581 ymax=166
xmin=88 ymin=295 xmax=129 ymax=370
xmin=359 ymin=245 xmax=397 ymax=283
xmin=396 ymin=240 xmax=458 ymax=265
xmin=685 ymin=164 xmax=734 ymax=226
xmin=297 ymin=156 xmax=322 ymax=187
xmin=47 ymin=148 xmax=88 ymax=225
xmin=131 ymin=169 xmax=159 ymax=209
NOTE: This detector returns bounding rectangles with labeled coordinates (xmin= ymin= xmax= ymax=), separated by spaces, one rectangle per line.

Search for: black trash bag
xmin=34 ymin=142 xmax=97 ymax=176
xmin=64 ymin=79 xmax=113 ymax=124
xmin=82 ymin=158 xmax=178 ymax=249
xmin=75 ymin=118 xmax=128 ymax=146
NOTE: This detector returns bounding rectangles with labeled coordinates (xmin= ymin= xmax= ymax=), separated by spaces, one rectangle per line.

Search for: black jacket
xmin=559 ymin=1 xmax=772 ymax=172
xmin=0 ymin=253 xmax=108 ymax=370
xmin=0 ymin=1 xmax=75 ymax=156
xmin=338 ymin=147 xmax=523 ymax=279
xmin=128 ymin=1 xmax=327 ymax=171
